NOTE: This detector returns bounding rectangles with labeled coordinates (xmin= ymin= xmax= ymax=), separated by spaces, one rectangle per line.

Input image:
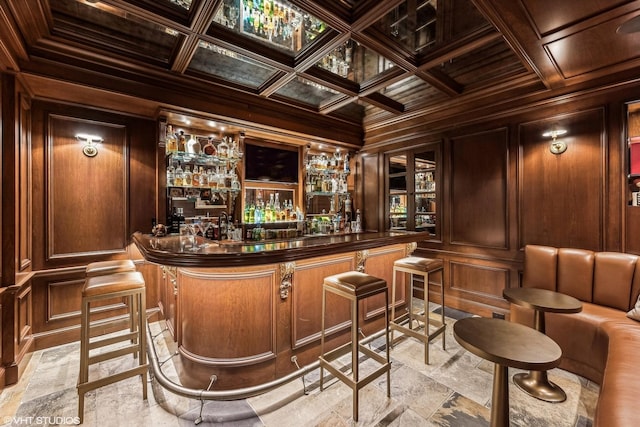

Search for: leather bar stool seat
xmin=390 ymin=256 xmax=445 ymax=364
xmin=77 ymin=271 xmax=148 ymax=424
xmin=85 ymin=259 xmax=136 ymax=277
xmin=319 ymin=271 xmax=391 ymax=422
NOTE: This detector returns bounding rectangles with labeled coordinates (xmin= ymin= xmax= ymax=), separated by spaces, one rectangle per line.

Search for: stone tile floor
xmin=0 ymin=307 xmax=599 ymax=426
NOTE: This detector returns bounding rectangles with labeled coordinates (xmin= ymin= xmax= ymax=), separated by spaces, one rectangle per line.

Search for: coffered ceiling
xmin=2 ymin=0 xmax=640 ymax=133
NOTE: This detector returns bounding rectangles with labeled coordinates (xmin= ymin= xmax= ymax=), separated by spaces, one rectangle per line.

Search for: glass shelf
xmin=167 ymin=151 xmax=242 ymax=167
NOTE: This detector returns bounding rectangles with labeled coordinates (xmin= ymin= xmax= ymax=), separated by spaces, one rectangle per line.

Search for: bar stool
xmin=77 ymin=271 xmax=148 ymax=423
xmin=85 ymin=259 xmax=136 ymax=277
xmin=319 ymin=271 xmax=391 ymax=422
xmin=390 ymin=256 xmax=445 ymax=364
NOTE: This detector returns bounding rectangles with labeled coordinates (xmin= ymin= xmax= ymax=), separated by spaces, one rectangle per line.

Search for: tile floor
xmin=0 ymin=307 xmax=599 ymax=426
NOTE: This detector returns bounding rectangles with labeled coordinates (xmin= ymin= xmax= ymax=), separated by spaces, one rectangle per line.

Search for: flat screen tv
xmin=244 ymin=142 xmax=299 ymax=183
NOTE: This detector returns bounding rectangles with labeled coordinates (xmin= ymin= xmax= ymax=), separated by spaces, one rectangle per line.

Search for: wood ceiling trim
xmin=318 ymin=94 xmax=357 ymax=114
xmin=0 ymin=3 xmax=29 ymax=70
xmin=471 ymin=0 xmax=560 ymax=89
xmin=7 ymin=0 xmax=51 ymax=47
xmin=205 ymin=25 xmax=295 ymax=71
xmin=293 ymin=30 xmax=351 ymax=72
xmin=353 ymin=30 xmax=416 ymax=72
xmin=289 ymin=0 xmax=352 ymax=33
xmin=257 ymin=71 xmax=296 ymax=98
xmin=361 ymin=92 xmax=404 ymax=114
xmin=169 ymin=0 xmax=221 ymax=73
xmin=416 ymin=69 xmax=462 ymax=96
xmin=357 ymin=67 xmax=409 ymax=97
xmin=417 ymin=26 xmax=502 ymax=70
xmin=350 ymin=0 xmax=404 ymax=32
xmin=301 ymin=67 xmax=360 ymax=97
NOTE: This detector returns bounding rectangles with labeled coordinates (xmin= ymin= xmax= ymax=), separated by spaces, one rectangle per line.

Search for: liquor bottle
xmin=203 ymin=137 xmax=217 ymax=156
xmin=165 ymin=125 xmax=177 ymax=153
xmin=174 ymin=162 xmax=184 ymax=186
xmin=343 ymin=152 xmax=350 ymax=173
xmin=177 ymin=131 xmax=186 ymax=152
xmin=199 ymin=167 xmax=208 ymax=187
xmin=344 ymin=193 xmax=352 ymax=220
xmin=354 ymin=209 xmax=361 ymax=232
xmin=187 ymin=135 xmax=201 ymax=154
xmin=171 ymin=207 xmax=180 ymax=233
xmin=178 ymin=208 xmax=185 ymax=229
xmin=192 ymin=166 xmax=200 ymax=187
xmin=208 ymin=169 xmax=216 ymax=189
xmin=184 ymin=165 xmax=192 ymax=186
xmin=265 ymin=200 xmax=272 ymax=223
xmin=217 ymin=137 xmax=229 ymax=158
xmin=167 ymin=164 xmax=175 ymax=186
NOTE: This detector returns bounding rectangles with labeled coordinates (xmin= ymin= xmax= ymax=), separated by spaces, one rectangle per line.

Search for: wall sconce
xmin=542 ymin=128 xmax=568 ymax=155
xmin=76 ymin=133 xmax=103 ymax=157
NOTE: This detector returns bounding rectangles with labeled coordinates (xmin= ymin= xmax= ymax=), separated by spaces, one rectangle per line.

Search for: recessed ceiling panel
xmin=51 ymin=0 xmax=180 ymax=65
xmin=439 ymin=38 xmax=527 ymax=87
xmin=188 ymin=41 xmax=279 ymax=89
xmin=371 ymin=0 xmax=438 ymax=52
xmin=317 ymin=40 xmax=396 ymax=83
xmin=212 ymin=0 xmax=329 ymax=53
xmin=275 ymin=77 xmax=341 ymax=107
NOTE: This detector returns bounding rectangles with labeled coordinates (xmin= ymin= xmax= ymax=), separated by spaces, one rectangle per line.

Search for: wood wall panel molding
xmin=519 ymin=107 xmax=606 ymax=250
xmin=18 ymin=91 xmax=31 ymax=271
xmin=177 ymin=265 xmax=278 ymax=364
xmin=291 ymin=254 xmax=354 ymax=349
xmin=449 ymin=260 xmax=510 ymax=302
xmin=46 ymin=279 xmax=84 ymax=322
xmin=450 ymin=127 xmax=509 ymax=249
xmin=46 ymin=114 xmax=128 ymax=261
xmin=16 ymin=285 xmax=31 ymax=349
xmin=362 ymin=244 xmax=406 ymax=321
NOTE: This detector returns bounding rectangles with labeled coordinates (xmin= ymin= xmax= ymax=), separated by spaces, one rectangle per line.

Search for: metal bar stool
xmin=85 ymin=259 xmax=136 ymax=277
xmin=319 ymin=271 xmax=391 ymax=422
xmin=390 ymin=256 xmax=445 ymax=364
xmin=77 ymin=271 xmax=148 ymax=424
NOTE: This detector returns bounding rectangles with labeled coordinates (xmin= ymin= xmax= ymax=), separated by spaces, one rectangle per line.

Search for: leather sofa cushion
xmin=594 ymin=321 xmax=640 ymax=426
xmin=593 ymin=252 xmax=638 ymax=311
xmin=523 ymin=245 xmax=557 ymax=290
xmin=557 ymin=248 xmax=594 ymax=303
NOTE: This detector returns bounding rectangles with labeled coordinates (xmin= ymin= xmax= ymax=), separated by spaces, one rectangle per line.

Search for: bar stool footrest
xmin=78 ymin=365 xmax=148 ymax=394
xmin=88 ymin=344 xmax=140 ymax=365
xmin=88 ymin=331 xmax=138 ymax=351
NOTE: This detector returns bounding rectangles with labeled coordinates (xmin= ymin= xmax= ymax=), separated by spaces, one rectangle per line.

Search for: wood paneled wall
xmin=27 ymin=101 xmax=156 ymax=350
xmin=450 ymin=128 xmax=509 ymax=249
xmin=47 ymin=115 xmax=128 ymax=259
xmin=519 ymin=108 xmax=606 ymax=249
xmin=361 ymin=85 xmax=636 ymax=317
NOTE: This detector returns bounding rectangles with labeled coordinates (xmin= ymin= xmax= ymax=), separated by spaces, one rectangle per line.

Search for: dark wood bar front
xmin=133 ymin=231 xmax=429 ymax=389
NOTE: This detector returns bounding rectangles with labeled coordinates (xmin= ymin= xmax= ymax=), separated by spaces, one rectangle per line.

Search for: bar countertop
xmin=132 ymin=230 xmax=431 ymax=267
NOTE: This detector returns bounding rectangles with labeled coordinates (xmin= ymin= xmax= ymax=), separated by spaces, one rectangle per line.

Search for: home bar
xmin=2 ymin=0 xmax=640 ymax=426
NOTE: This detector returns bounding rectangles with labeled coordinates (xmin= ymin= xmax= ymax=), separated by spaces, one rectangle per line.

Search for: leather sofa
xmin=510 ymin=245 xmax=640 ymax=426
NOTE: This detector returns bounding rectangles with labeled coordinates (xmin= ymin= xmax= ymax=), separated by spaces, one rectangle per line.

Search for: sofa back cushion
xmin=523 ymin=245 xmax=640 ymax=312
xmin=593 ymin=252 xmax=638 ymax=311
xmin=523 ymin=245 xmax=557 ymax=290
xmin=557 ymin=248 xmax=594 ymax=303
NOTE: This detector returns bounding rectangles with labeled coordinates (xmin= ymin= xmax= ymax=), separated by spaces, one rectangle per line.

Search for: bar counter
xmin=133 ymin=230 xmax=430 ymax=391
xmin=132 ymin=230 xmax=431 ymax=267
